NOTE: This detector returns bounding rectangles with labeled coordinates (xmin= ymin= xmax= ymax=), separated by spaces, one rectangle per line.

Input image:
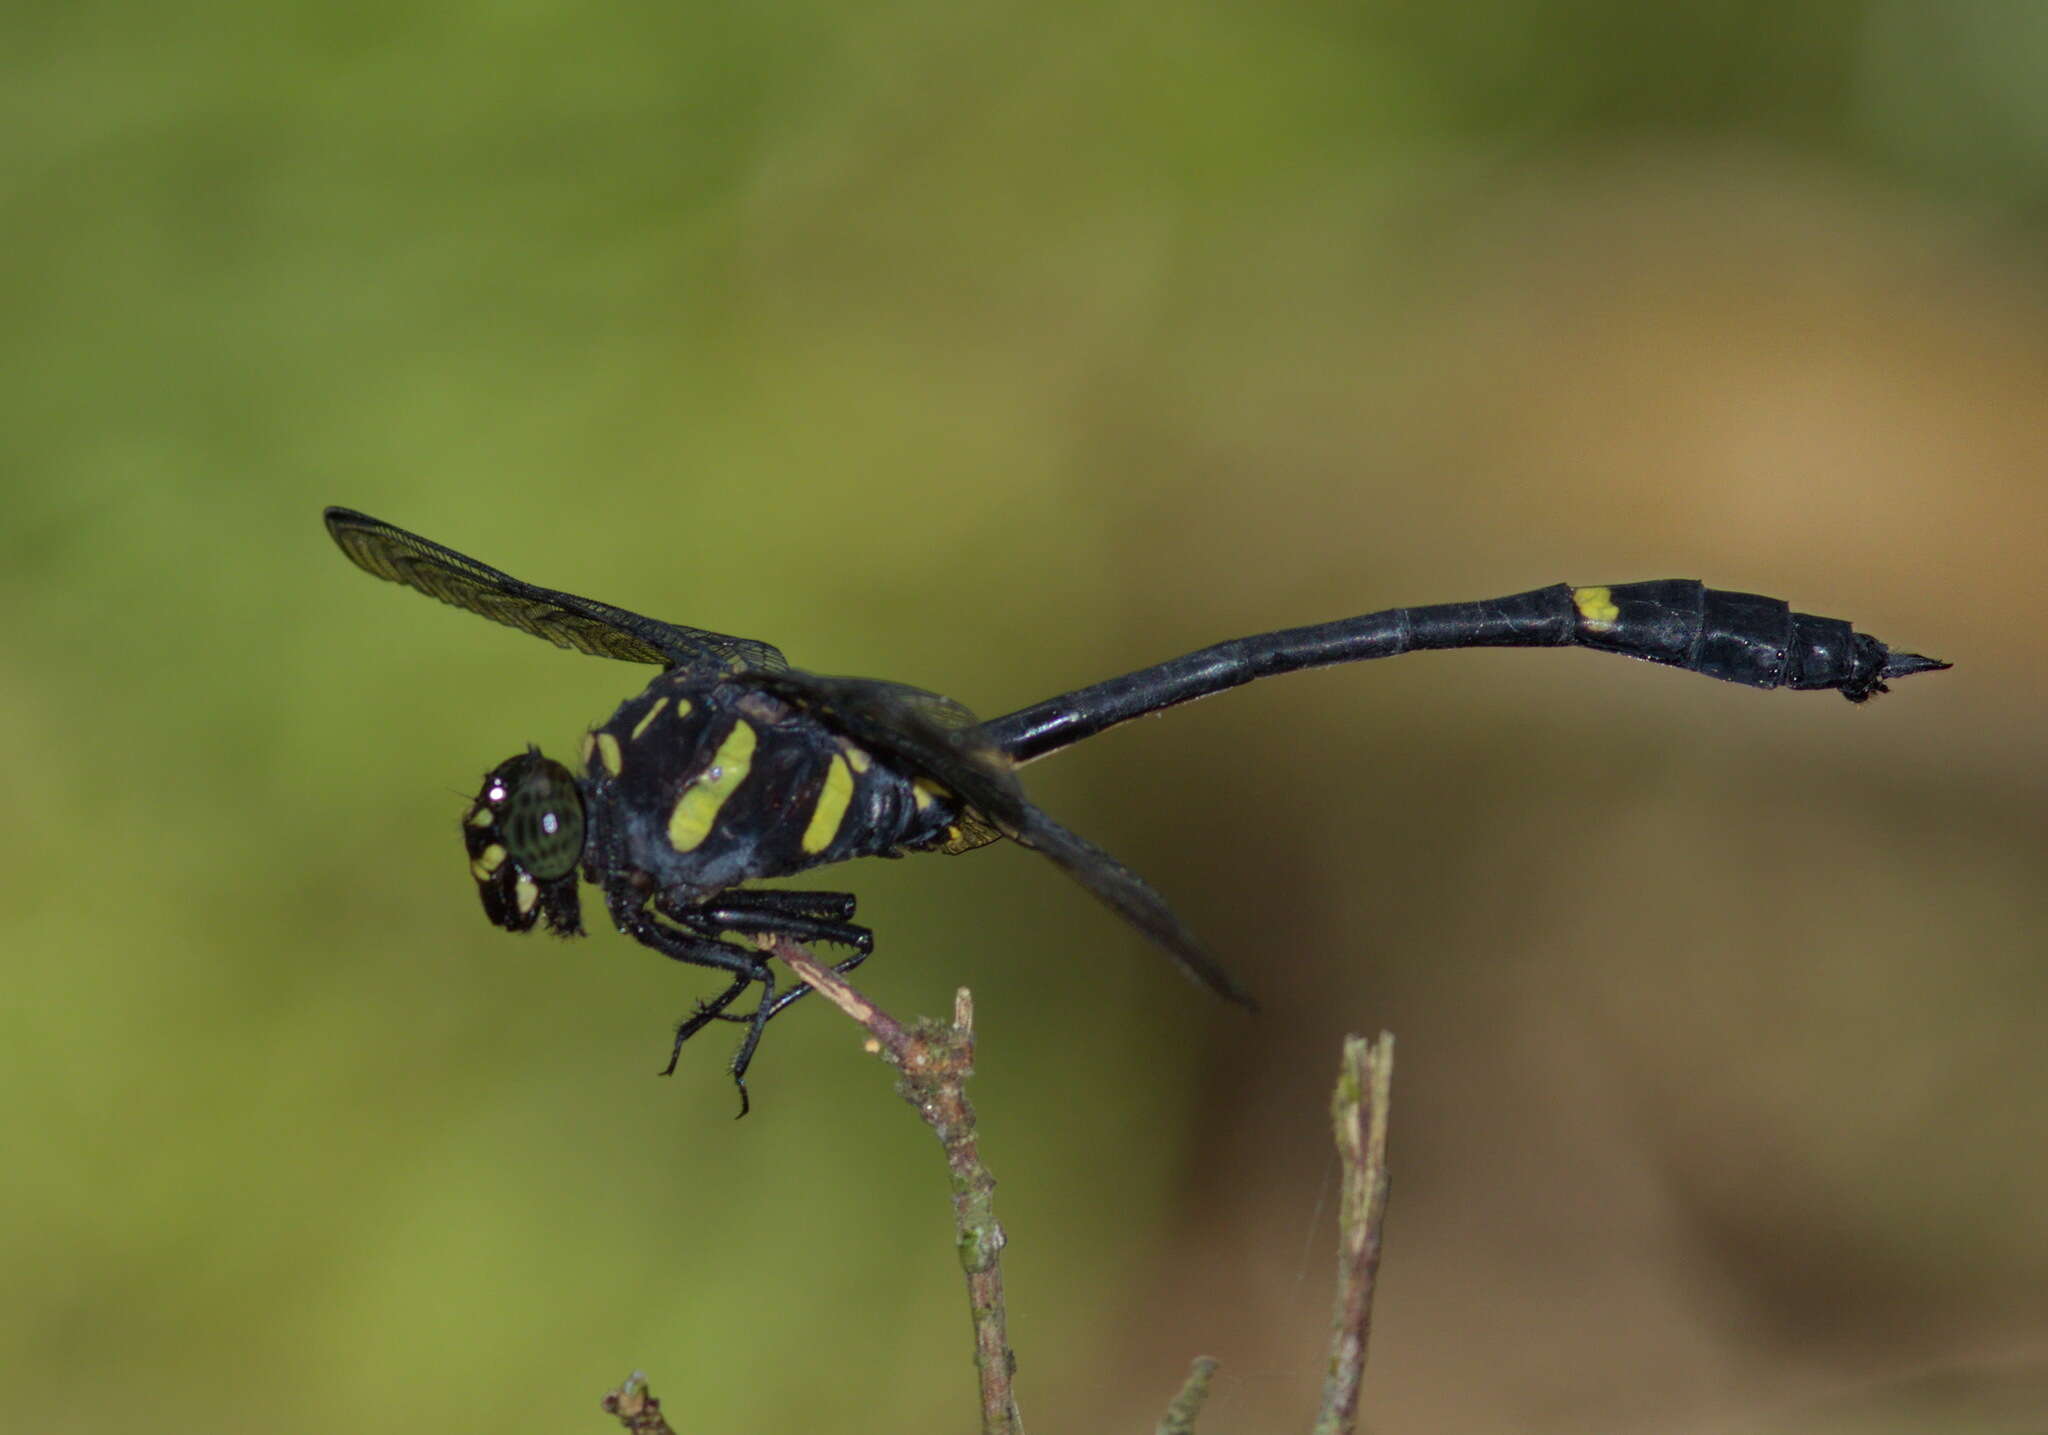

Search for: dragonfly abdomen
xmin=984 ymin=580 xmax=1946 ymax=763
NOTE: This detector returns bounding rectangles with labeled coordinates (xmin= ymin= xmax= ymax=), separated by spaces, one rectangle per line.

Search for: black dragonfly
xmin=325 ymin=507 xmax=1947 ymax=1111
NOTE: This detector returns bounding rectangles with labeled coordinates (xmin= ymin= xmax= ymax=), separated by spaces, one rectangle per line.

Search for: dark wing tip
xmin=323 ymin=506 xmax=402 ymax=565
xmin=1218 ymin=980 xmax=1260 ymax=1014
xmin=1160 ymin=936 xmax=1259 ymax=1012
xmin=323 ymin=505 xmax=375 ymax=536
xmin=999 ymin=806 xmax=1260 ymax=1012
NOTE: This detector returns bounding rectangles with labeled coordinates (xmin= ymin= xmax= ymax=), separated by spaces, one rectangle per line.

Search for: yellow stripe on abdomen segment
xmin=666 ymin=721 xmax=758 ymax=852
xmin=1572 ymin=585 xmax=1619 ymax=630
xmin=800 ymin=752 xmax=856 ymax=854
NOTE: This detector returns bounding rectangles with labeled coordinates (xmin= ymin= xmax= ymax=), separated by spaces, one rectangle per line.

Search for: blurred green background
xmin=5 ymin=2 xmax=2044 ymax=1431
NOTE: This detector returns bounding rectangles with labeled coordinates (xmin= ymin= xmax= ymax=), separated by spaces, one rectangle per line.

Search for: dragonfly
xmin=325 ymin=506 xmax=1947 ymax=1111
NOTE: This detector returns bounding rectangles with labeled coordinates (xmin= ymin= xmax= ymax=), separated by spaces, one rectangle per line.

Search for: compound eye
xmin=479 ymin=753 xmax=586 ymax=881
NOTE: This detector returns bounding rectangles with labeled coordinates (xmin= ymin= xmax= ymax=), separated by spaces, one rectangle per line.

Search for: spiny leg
xmin=724 ymin=965 xmax=780 ymax=1120
xmin=713 ymin=939 xmax=871 ymax=1025
xmin=703 ymin=888 xmax=858 ymax=923
xmin=606 ymin=886 xmax=776 ymax=1114
xmin=664 ymin=972 xmax=750 ymax=1076
xmin=657 ymin=892 xmax=871 ymax=956
xmin=660 ymin=888 xmax=874 ymax=1028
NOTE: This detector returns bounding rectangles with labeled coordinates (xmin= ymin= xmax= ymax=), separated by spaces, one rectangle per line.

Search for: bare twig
xmin=776 ymin=941 xmax=1023 ymax=1435
xmin=1312 ymin=1032 xmax=1395 ymax=1435
xmin=601 ymin=1371 xmax=677 ymax=1435
xmin=1153 ymin=1355 xmax=1221 ymax=1435
xmin=600 ymin=979 xmax=1395 ymax=1435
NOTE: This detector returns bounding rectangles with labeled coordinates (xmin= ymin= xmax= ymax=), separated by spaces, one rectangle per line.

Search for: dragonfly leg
xmin=712 ymin=939 xmax=871 ymax=1025
xmin=667 ymin=973 xmax=751 ymax=1073
xmin=661 ymin=890 xmax=874 ymax=1027
xmin=701 ymin=888 xmax=859 ymax=923
xmin=606 ymin=886 xmax=778 ymax=1115
xmin=718 ymin=963 xmax=780 ymax=1120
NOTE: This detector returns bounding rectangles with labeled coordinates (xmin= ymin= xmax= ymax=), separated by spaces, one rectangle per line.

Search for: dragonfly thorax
xmin=580 ymin=673 xmax=959 ymax=905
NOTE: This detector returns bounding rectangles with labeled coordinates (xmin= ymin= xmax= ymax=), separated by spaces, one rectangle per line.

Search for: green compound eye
xmin=478 ymin=752 xmax=585 ymax=882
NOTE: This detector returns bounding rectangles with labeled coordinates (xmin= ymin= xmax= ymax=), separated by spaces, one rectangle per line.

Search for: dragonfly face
xmin=464 ymin=750 xmax=586 ymax=937
xmin=324 ymin=504 xmax=1945 ymax=1112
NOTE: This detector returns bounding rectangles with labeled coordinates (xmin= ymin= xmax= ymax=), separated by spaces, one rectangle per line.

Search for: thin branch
xmin=776 ymin=941 xmax=1023 ymax=1435
xmin=1312 ymin=1032 xmax=1395 ymax=1435
xmin=601 ymin=1372 xmax=677 ymax=1435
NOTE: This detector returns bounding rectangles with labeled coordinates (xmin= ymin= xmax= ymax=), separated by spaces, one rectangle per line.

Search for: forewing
xmin=324 ymin=507 xmax=787 ymax=676
xmin=752 ymin=670 xmax=1254 ymax=1007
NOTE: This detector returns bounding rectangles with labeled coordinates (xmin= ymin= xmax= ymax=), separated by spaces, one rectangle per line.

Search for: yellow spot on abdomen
xmin=1573 ymin=585 xmax=1619 ymax=630
xmin=666 ymin=721 xmax=757 ymax=852
xmin=595 ymin=732 xmax=623 ymax=776
xmin=842 ymin=743 xmax=872 ymax=775
xmin=630 ymin=697 xmax=669 ymax=742
xmin=801 ymin=753 xmax=856 ymax=854
xmin=912 ymin=777 xmax=948 ymax=813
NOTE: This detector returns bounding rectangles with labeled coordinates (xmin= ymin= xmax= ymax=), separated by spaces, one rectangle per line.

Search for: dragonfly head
xmin=462 ymin=748 xmax=586 ymax=936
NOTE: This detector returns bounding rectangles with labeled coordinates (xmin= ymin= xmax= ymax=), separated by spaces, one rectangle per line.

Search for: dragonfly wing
xmin=324 ymin=507 xmax=787 ymax=676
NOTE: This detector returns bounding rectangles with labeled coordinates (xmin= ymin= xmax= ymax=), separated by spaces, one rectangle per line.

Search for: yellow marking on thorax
xmin=593 ymin=731 xmax=623 ymax=776
xmin=666 ymin=721 xmax=758 ymax=852
xmin=630 ymin=697 xmax=669 ymax=742
xmin=801 ymin=752 xmax=856 ymax=854
xmin=1572 ymin=585 xmax=1619 ymax=630
xmin=579 ymin=732 xmax=596 ymax=767
xmin=841 ymin=743 xmax=872 ymax=775
xmin=514 ymin=875 xmax=540 ymax=915
xmin=467 ymin=807 xmax=494 ymax=828
xmin=470 ymin=843 xmax=507 ymax=882
xmin=912 ymin=776 xmax=949 ymax=813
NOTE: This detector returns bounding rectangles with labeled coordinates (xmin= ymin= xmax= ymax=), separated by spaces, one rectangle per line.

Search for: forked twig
xmin=775 ymin=941 xmax=1023 ymax=1435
